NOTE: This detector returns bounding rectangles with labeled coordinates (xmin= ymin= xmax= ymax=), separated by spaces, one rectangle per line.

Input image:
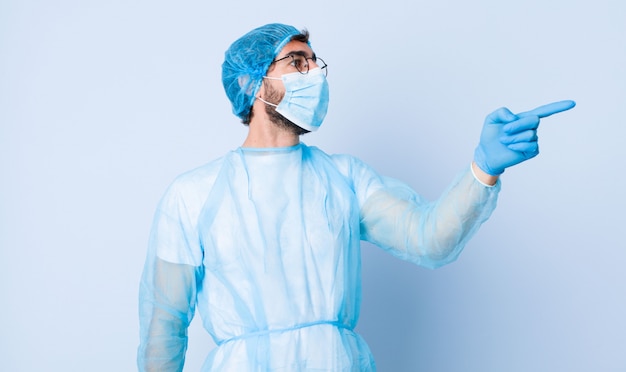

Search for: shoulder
xmin=171 ymin=156 xmax=225 ymax=190
xmin=305 ymin=145 xmax=386 ymax=199
xmin=304 ymin=145 xmax=373 ymax=176
xmin=159 ymin=155 xmax=227 ymax=211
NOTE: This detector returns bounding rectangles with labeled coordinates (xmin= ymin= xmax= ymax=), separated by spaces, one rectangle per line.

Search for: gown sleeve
xmin=354 ymin=159 xmax=501 ymax=269
xmin=138 ymin=179 xmax=205 ymax=371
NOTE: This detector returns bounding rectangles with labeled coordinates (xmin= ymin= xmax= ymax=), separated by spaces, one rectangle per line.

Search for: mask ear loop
xmin=256 ymin=96 xmax=278 ymax=108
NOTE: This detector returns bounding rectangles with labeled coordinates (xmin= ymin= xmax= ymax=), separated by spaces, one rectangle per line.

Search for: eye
xmin=291 ymin=55 xmax=305 ymax=69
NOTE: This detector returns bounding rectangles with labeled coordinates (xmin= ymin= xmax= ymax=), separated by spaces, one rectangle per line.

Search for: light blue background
xmin=1 ymin=0 xmax=624 ymax=371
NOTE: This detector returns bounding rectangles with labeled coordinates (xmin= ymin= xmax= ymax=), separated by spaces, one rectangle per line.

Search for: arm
xmin=360 ymin=100 xmax=575 ymax=268
xmin=360 ymin=165 xmax=500 ymax=269
xmin=138 ymin=257 xmax=200 ymax=372
xmin=138 ymin=179 xmax=205 ymax=372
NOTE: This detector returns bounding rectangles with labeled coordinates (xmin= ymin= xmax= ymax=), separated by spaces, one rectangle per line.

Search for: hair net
xmin=222 ymin=23 xmax=306 ymax=121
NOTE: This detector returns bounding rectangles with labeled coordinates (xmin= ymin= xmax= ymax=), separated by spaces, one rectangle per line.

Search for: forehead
xmin=275 ymin=40 xmax=314 ymax=59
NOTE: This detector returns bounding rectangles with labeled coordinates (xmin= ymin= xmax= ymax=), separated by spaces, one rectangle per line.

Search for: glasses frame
xmin=271 ymin=54 xmax=328 ymax=76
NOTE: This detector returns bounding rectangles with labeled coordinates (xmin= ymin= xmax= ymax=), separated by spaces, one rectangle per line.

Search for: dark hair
xmin=290 ymin=30 xmax=310 ymax=44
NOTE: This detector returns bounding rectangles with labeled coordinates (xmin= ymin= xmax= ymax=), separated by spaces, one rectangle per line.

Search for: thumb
xmin=485 ymin=107 xmax=518 ymax=124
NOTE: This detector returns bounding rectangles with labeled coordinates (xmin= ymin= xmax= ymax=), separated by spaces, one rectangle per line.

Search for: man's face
xmin=259 ymin=40 xmax=322 ymax=135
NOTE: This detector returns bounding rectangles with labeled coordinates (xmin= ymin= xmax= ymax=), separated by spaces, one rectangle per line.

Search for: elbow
xmin=415 ymin=223 xmax=467 ymax=269
xmin=418 ymin=243 xmax=463 ymax=270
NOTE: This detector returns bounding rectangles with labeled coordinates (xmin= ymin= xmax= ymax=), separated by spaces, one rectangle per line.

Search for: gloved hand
xmin=474 ymin=100 xmax=576 ymax=176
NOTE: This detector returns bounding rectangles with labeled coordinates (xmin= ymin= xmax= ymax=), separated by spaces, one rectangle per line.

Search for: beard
xmin=262 ymin=80 xmax=310 ymax=136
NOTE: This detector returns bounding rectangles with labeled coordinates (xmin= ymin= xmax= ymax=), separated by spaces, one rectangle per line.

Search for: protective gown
xmin=138 ymin=143 xmax=500 ymax=371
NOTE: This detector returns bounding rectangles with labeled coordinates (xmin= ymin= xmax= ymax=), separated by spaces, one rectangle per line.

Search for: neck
xmin=242 ymin=102 xmax=300 ymax=148
xmin=242 ymin=128 xmax=300 ymax=148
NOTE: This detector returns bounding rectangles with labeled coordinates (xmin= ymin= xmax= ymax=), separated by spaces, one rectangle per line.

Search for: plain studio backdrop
xmin=1 ymin=0 xmax=624 ymax=371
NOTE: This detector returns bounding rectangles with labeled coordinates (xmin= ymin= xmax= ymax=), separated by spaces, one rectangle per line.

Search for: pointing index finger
xmin=517 ymin=100 xmax=576 ymax=119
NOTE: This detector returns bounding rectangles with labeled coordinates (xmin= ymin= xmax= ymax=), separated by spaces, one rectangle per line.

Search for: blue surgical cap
xmin=222 ymin=23 xmax=306 ymax=121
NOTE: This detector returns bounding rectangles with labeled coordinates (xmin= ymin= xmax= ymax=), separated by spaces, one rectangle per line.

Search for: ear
xmin=239 ymin=75 xmax=264 ymax=99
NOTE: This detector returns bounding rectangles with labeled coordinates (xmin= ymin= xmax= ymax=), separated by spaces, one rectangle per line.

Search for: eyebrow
xmin=283 ymin=50 xmax=317 ymax=60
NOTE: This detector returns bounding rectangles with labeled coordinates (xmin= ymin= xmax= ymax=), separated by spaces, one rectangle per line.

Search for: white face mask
xmin=258 ymin=68 xmax=329 ymax=132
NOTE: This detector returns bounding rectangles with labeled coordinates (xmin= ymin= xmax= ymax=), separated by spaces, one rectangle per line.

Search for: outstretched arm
xmin=361 ymin=100 xmax=576 ymax=268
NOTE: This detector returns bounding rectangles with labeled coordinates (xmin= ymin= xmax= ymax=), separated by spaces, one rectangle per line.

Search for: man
xmin=138 ymin=23 xmax=574 ymax=371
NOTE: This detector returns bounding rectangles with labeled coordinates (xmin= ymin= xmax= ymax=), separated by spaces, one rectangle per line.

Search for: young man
xmin=138 ymin=23 xmax=574 ymax=371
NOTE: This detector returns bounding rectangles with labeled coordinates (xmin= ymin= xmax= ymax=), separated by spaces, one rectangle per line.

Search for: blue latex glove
xmin=474 ymin=100 xmax=576 ymax=176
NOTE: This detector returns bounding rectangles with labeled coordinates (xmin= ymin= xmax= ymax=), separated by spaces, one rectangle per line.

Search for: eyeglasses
xmin=271 ymin=54 xmax=328 ymax=76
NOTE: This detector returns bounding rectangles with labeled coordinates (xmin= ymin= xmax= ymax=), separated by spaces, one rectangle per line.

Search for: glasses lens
xmin=278 ymin=55 xmax=327 ymax=76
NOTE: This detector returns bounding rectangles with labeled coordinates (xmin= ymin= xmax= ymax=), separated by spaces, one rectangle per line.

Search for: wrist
xmin=471 ymin=161 xmax=499 ymax=187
